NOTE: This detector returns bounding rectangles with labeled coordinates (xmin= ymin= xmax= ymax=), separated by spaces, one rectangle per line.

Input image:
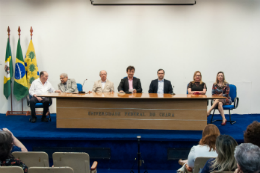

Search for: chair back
xmin=193 ymin=157 xmax=214 ymax=173
xmin=77 ymin=83 xmax=83 ymax=92
xmin=212 ymin=172 xmax=234 ymax=173
xmin=228 ymin=84 xmax=237 ymax=102
xmin=29 ymin=167 xmax=74 ymax=173
xmin=12 ymin=151 xmax=49 ymax=168
xmin=53 ymin=152 xmax=90 ymax=173
xmin=0 ymin=166 xmax=23 ymax=173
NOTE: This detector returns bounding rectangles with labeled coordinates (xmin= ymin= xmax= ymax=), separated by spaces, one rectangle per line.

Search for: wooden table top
xmin=39 ymin=93 xmax=226 ymax=100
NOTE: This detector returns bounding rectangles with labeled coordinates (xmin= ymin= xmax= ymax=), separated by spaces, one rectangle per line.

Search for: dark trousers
xmin=30 ymin=97 xmax=52 ymax=119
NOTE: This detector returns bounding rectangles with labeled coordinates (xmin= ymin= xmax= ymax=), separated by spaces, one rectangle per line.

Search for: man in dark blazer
xmin=118 ymin=66 xmax=142 ymax=93
xmin=148 ymin=69 xmax=173 ymax=94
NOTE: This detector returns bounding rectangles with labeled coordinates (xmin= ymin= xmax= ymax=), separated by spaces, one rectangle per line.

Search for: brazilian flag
xmin=3 ymin=38 xmax=13 ymax=99
xmin=13 ymin=39 xmax=28 ymax=101
xmin=24 ymin=40 xmax=39 ymax=88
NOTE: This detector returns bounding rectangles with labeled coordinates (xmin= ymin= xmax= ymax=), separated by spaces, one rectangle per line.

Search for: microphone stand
xmin=130 ymin=136 xmax=148 ymax=173
xmin=79 ymin=79 xmax=87 ymax=94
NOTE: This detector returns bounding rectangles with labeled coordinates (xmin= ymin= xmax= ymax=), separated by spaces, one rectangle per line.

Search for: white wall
xmin=0 ymin=0 xmax=260 ymax=114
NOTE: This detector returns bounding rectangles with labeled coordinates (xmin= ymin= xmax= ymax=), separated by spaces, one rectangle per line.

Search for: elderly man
xmin=234 ymin=143 xmax=260 ymax=173
xmin=148 ymin=69 xmax=173 ymax=94
xmin=57 ymin=73 xmax=78 ymax=93
xmin=29 ymin=71 xmax=59 ymax=123
xmin=92 ymin=70 xmax=114 ymax=93
xmin=118 ymin=66 xmax=142 ymax=93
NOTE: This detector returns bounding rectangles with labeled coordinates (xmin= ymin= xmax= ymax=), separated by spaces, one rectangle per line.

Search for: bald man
xmin=92 ymin=70 xmax=114 ymax=93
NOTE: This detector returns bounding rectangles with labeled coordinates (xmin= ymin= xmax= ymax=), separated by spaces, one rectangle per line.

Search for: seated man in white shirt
xmin=92 ymin=70 xmax=114 ymax=93
xmin=29 ymin=71 xmax=59 ymax=123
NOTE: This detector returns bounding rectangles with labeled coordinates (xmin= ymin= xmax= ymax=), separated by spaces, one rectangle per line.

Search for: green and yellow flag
xmin=13 ymin=39 xmax=28 ymax=101
xmin=3 ymin=38 xmax=13 ymax=99
xmin=24 ymin=40 xmax=39 ymax=88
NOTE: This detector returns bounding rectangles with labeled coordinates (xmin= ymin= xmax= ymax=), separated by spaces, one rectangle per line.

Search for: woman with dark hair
xmin=244 ymin=121 xmax=260 ymax=147
xmin=178 ymin=124 xmax=220 ymax=172
xmin=0 ymin=131 xmax=28 ymax=173
xmin=207 ymin=71 xmax=232 ymax=126
xmin=201 ymin=135 xmax=237 ymax=173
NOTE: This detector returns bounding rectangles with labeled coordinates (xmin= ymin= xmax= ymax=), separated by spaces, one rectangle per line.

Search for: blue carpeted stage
xmin=1 ymin=113 xmax=259 ymax=172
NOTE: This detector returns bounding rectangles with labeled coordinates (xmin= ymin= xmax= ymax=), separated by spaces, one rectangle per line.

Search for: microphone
xmin=171 ymin=85 xmax=175 ymax=95
xmin=79 ymin=79 xmax=87 ymax=94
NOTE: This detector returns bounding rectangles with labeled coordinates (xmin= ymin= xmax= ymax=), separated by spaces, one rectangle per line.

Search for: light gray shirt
xmin=157 ymin=79 xmax=164 ymax=94
xmin=101 ymin=80 xmax=106 ymax=89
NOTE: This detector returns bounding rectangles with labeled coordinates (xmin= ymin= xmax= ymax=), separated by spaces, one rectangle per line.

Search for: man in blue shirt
xmin=148 ymin=69 xmax=173 ymax=94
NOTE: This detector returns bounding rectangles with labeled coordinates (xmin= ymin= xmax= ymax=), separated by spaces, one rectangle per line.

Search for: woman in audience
xmin=207 ymin=71 xmax=231 ymax=126
xmin=0 ymin=128 xmax=28 ymax=152
xmin=200 ymin=135 xmax=237 ymax=173
xmin=0 ymin=131 xmax=28 ymax=173
xmin=187 ymin=71 xmax=207 ymax=95
xmin=244 ymin=121 xmax=260 ymax=147
xmin=178 ymin=124 xmax=220 ymax=171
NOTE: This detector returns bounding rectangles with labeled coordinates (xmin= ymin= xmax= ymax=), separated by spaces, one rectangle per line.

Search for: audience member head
xmin=244 ymin=121 xmax=260 ymax=147
xmin=235 ymin=143 xmax=260 ymax=173
xmin=199 ymin=124 xmax=220 ymax=151
xmin=126 ymin=66 xmax=135 ymax=79
xmin=60 ymin=73 xmax=68 ymax=84
xmin=0 ymin=130 xmax=13 ymax=161
xmin=215 ymin=71 xmax=227 ymax=85
xmin=99 ymin=70 xmax=107 ymax=82
xmin=211 ymin=135 xmax=238 ymax=172
xmin=192 ymin=71 xmax=203 ymax=84
xmin=157 ymin=69 xmax=165 ymax=80
xmin=40 ymin=71 xmax=48 ymax=83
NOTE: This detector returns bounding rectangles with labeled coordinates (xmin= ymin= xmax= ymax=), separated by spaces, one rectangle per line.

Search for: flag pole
xmin=7 ymin=26 xmax=13 ymax=112
xmin=30 ymin=27 xmax=33 ymax=40
xmin=18 ymin=27 xmax=24 ymax=113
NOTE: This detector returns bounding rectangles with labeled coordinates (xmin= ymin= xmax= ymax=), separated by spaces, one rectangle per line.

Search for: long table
xmin=40 ymin=93 xmax=225 ymax=130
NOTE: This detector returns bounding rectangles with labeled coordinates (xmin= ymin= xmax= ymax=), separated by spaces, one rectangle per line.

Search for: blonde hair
xmin=192 ymin=71 xmax=203 ymax=84
xmin=211 ymin=135 xmax=237 ymax=172
xmin=214 ymin=71 xmax=228 ymax=85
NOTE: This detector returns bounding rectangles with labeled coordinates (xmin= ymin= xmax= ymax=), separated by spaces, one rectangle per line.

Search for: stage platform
xmin=1 ymin=113 xmax=259 ymax=171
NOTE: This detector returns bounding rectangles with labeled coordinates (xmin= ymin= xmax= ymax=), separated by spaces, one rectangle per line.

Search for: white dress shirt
xmin=187 ymin=145 xmax=218 ymax=168
xmin=101 ymin=80 xmax=106 ymax=89
xmin=157 ymin=79 xmax=164 ymax=94
xmin=29 ymin=78 xmax=55 ymax=96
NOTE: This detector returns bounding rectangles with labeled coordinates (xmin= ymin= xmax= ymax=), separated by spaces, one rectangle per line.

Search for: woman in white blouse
xmin=178 ymin=124 xmax=220 ymax=172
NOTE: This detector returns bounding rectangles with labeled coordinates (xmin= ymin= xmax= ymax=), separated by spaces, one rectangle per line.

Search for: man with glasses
xmin=148 ymin=69 xmax=173 ymax=94
xmin=57 ymin=73 xmax=78 ymax=93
